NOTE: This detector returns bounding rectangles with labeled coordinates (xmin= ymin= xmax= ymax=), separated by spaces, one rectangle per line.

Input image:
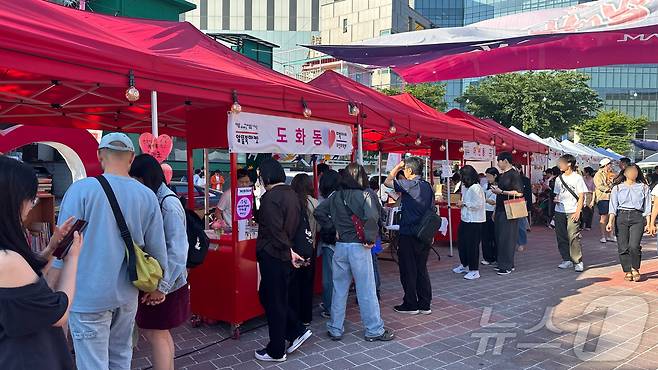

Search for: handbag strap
xmin=96 ymin=176 xmax=138 ymax=282
xmin=559 ymin=174 xmax=579 ymax=201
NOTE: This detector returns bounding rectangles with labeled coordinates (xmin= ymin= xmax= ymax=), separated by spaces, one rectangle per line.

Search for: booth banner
xmin=463 ymin=142 xmax=495 ymax=161
xmin=531 ymin=153 xmax=548 ymax=167
xmin=228 ymin=112 xmax=353 ymax=155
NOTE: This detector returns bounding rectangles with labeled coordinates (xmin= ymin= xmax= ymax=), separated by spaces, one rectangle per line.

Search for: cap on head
xmin=599 ymin=158 xmax=611 ymax=167
xmin=98 ymin=133 xmax=135 ymax=152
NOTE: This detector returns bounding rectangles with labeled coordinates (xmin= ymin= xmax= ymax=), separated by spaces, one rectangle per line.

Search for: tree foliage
xmin=576 ymin=110 xmax=648 ymax=155
xmin=380 ymin=82 xmax=448 ymax=112
xmin=455 ymin=71 xmax=602 ymax=137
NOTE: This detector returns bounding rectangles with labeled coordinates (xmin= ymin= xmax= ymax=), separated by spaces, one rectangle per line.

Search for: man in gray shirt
xmin=55 ymin=133 xmax=167 ymax=370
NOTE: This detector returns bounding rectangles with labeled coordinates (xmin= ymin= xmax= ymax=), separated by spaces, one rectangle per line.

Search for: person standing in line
xmin=582 ymin=167 xmax=597 ymax=231
xmin=314 ymin=164 xmax=394 ymax=342
xmin=0 ymin=156 xmax=83 ymax=370
xmin=130 ymin=154 xmax=190 ymax=370
xmin=594 ymin=158 xmax=616 ymax=243
xmin=55 ymin=133 xmax=168 ymax=370
xmin=317 ymin=170 xmax=340 ymax=319
xmin=490 ymin=152 xmax=525 ymax=276
xmin=384 ymin=158 xmax=435 ymax=314
xmin=608 ymin=164 xmax=650 ymax=282
xmin=254 ymin=159 xmax=312 ymax=362
xmin=452 ymin=165 xmax=486 ymax=280
xmin=481 ymin=167 xmax=499 ymax=266
xmin=289 ymin=174 xmax=318 ymax=326
xmin=514 ymin=164 xmax=532 ymax=252
xmin=553 ymin=154 xmax=588 ymax=273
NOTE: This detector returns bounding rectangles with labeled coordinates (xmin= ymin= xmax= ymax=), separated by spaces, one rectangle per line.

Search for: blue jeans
xmin=68 ymin=299 xmax=138 ymax=370
xmin=321 ymin=243 xmax=335 ymax=313
xmin=328 ymin=242 xmax=385 ymax=338
xmin=518 ymin=217 xmax=529 ymax=246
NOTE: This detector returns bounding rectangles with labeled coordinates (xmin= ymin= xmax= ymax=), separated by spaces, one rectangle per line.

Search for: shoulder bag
xmin=415 ymin=181 xmax=442 ymax=245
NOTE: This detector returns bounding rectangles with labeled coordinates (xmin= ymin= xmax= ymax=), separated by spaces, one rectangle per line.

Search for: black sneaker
xmin=365 ymin=328 xmax=395 ymax=342
xmin=327 ymin=331 xmax=342 ymax=341
xmin=255 ymin=349 xmax=286 ymax=362
xmin=394 ymin=305 xmax=419 ymax=315
xmin=497 ymin=268 xmax=512 ymax=275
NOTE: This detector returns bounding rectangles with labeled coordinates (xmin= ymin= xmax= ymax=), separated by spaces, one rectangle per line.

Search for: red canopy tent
xmin=0 ymin=0 xmax=357 ymax=140
xmin=308 ymin=71 xmax=483 ymax=153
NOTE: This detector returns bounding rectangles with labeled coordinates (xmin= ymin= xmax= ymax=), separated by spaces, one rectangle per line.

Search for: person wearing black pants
xmin=288 ymin=263 xmax=314 ymax=325
xmin=397 ymin=234 xmax=432 ymax=311
xmin=254 ymin=159 xmax=312 ymax=363
xmin=481 ymin=167 xmax=499 ymax=265
xmin=490 ymin=152 xmax=525 ymax=275
xmin=453 ymin=165 xmax=486 ymax=280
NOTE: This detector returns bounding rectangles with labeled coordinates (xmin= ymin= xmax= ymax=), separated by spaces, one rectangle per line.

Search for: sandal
xmin=632 ymin=269 xmax=641 ymax=282
xmin=624 ymin=272 xmax=633 ymax=281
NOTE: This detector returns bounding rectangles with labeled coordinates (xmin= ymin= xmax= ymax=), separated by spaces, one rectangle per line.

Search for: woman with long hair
xmin=314 ymin=163 xmax=393 ymax=342
xmin=607 ymin=164 xmax=650 ymax=282
xmin=481 ymin=167 xmax=499 ymax=266
xmin=0 ymin=156 xmax=82 ymax=370
xmin=453 ymin=165 xmax=486 ymax=280
xmin=318 ymin=170 xmax=340 ymax=318
xmin=581 ymin=167 xmax=597 ymax=231
xmin=129 ymin=154 xmax=190 ymax=370
xmin=289 ymin=173 xmax=318 ymax=325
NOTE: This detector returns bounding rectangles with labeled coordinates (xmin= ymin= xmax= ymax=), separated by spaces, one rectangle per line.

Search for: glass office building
xmin=414 ymin=0 xmax=658 ymax=145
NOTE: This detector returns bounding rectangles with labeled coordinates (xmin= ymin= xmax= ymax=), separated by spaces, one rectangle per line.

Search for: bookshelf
xmin=25 ymin=194 xmax=56 ymax=253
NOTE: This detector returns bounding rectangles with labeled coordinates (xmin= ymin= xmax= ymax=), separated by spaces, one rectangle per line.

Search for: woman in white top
xmin=481 ymin=167 xmax=499 ymax=266
xmin=453 ymin=165 xmax=486 ymax=280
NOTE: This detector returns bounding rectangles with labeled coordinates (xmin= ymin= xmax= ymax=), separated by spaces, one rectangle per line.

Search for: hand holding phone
xmin=53 ymin=219 xmax=87 ymax=259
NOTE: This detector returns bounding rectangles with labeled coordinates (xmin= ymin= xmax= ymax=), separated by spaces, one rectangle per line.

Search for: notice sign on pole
xmin=463 ymin=142 xmax=495 ymax=161
xmin=228 ymin=112 xmax=353 ymax=155
xmin=235 ymin=187 xmax=254 ymax=221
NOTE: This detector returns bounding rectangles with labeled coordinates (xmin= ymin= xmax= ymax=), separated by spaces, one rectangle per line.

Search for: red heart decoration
xmin=161 ymin=163 xmax=173 ymax=184
xmin=328 ymin=130 xmax=336 ymax=148
xmin=139 ymin=133 xmax=173 ymax=163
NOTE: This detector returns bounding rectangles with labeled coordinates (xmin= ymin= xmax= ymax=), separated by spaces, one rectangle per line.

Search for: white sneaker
xmin=558 ymin=261 xmax=574 ymax=269
xmin=600 ymin=237 xmax=607 ymax=243
xmin=607 ymin=236 xmax=617 ymax=242
xmin=452 ymin=265 xmax=469 ymax=274
xmin=574 ymin=262 xmax=584 ymax=272
xmin=480 ymin=260 xmax=491 ymax=265
xmin=464 ymin=271 xmax=480 ymax=280
xmin=287 ymin=329 xmax=312 ymax=354
xmin=255 ymin=349 xmax=286 ymax=362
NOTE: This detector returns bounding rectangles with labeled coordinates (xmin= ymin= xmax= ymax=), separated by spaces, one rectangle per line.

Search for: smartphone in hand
xmin=52 ymin=219 xmax=87 ymax=259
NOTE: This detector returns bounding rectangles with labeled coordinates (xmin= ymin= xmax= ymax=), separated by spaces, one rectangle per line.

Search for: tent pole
xmin=186 ymin=141 xmax=194 ymax=210
xmin=357 ymin=123 xmax=364 ymax=165
xmin=445 ymin=139 xmax=453 ymax=257
xmin=151 ymin=91 xmax=158 ymax=137
xmin=203 ymin=148 xmax=209 ymax=229
xmin=378 ymin=151 xmax=382 ymax=188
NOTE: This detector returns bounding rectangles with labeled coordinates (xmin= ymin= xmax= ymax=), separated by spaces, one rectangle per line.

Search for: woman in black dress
xmin=0 ymin=155 xmax=83 ymax=370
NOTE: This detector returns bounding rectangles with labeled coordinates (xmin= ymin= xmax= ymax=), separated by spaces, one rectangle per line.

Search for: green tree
xmin=455 ymin=71 xmax=602 ymax=137
xmin=380 ymin=82 xmax=448 ymax=112
xmin=576 ymin=110 xmax=648 ymax=155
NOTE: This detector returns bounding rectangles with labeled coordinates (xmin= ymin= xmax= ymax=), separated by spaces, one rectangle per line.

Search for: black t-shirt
xmin=0 ymin=277 xmax=73 ymax=370
xmin=495 ymin=169 xmax=525 ymax=211
xmin=394 ymin=178 xmax=434 ymax=236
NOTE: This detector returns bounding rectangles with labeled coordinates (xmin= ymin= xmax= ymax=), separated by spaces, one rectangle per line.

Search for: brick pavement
xmin=132 ymin=227 xmax=658 ymax=370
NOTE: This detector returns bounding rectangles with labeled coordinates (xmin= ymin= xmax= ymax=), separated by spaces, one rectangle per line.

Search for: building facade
xmin=414 ymin=0 xmax=658 ymax=154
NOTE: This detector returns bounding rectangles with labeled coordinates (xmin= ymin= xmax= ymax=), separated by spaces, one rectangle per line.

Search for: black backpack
xmin=161 ymin=195 xmax=210 ymax=268
xmin=293 ymin=206 xmax=314 ymax=258
xmin=415 ymin=181 xmax=442 ymax=246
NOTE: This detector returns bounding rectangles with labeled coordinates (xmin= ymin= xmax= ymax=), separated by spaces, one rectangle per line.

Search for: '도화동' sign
xmin=228 ymin=112 xmax=353 ymax=155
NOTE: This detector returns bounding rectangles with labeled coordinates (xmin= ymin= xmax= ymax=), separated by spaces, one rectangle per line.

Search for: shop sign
xmin=228 ymin=112 xmax=353 ymax=155
xmin=463 ymin=142 xmax=495 ymax=161
xmin=235 ymin=187 xmax=253 ymax=221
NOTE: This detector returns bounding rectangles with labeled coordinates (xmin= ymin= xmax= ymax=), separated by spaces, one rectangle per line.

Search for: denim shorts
xmin=597 ymin=200 xmax=609 ymax=215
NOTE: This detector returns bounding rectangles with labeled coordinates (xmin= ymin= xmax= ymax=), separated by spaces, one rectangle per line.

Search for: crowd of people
xmin=3 ymin=134 xmax=658 ymax=368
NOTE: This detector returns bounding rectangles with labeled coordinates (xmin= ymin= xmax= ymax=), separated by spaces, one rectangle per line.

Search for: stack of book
xmin=38 ymin=178 xmax=52 ymax=194
xmin=28 ymin=222 xmax=52 ymax=253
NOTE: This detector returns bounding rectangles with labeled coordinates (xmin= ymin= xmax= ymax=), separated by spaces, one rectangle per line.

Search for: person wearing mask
xmin=55 ymin=133 xmax=168 ymax=369
xmin=254 ymin=159 xmax=311 ymax=362
xmin=490 ymin=152 xmax=524 ymax=276
xmin=215 ymin=169 xmax=253 ymax=225
xmin=553 ymin=154 xmax=588 ymax=272
xmin=315 ymin=164 xmax=394 ymax=342
xmin=384 ymin=157 xmax=434 ymax=314
xmin=594 ymin=158 xmax=616 ymax=243
xmin=514 ymin=164 xmax=532 ymax=252
xmin=0 ymin=156 xmax=83 ymax=370
xmin=481 ymin=167 xmax=499 ymax=266
xmin=289 ymin=174 xmax=318 ymax=326
xmin=582 ymin=167 xmax=597 ymax=231
xmin=452 ymin=165 xmax=486 ymax=280
xmin=210 ymin=170 xmax=225 ymax=191
xmin=608 ymin=164 xmax=650 ymax=282
xmin=129 ymin=154 xmax=190 ymax=370
xmin=317 ymin=170 xmax=340 ymax=319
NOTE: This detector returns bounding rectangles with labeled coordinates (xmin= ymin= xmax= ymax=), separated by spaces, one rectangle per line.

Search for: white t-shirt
xmin=554 ymin=172 xmax=587 ymax=214
xmin=217 ymin=191 xmax=232 ymax=224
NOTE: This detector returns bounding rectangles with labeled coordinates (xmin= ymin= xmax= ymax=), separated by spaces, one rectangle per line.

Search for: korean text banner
xmin=228 ymin=112 xmax=353 ymax=155
xmin=463 ymin=142 xmax=495 ymax=161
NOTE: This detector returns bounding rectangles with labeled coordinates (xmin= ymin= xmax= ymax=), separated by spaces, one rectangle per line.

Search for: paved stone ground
xmin=132 ymin=227 xmax=658 ymax=370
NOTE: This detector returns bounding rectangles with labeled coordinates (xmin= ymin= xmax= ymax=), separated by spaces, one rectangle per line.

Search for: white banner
xmin=463 ymin=142 xmax=495 ymax=161
xmin=228 ymin=112 xmax=353 ymax=155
